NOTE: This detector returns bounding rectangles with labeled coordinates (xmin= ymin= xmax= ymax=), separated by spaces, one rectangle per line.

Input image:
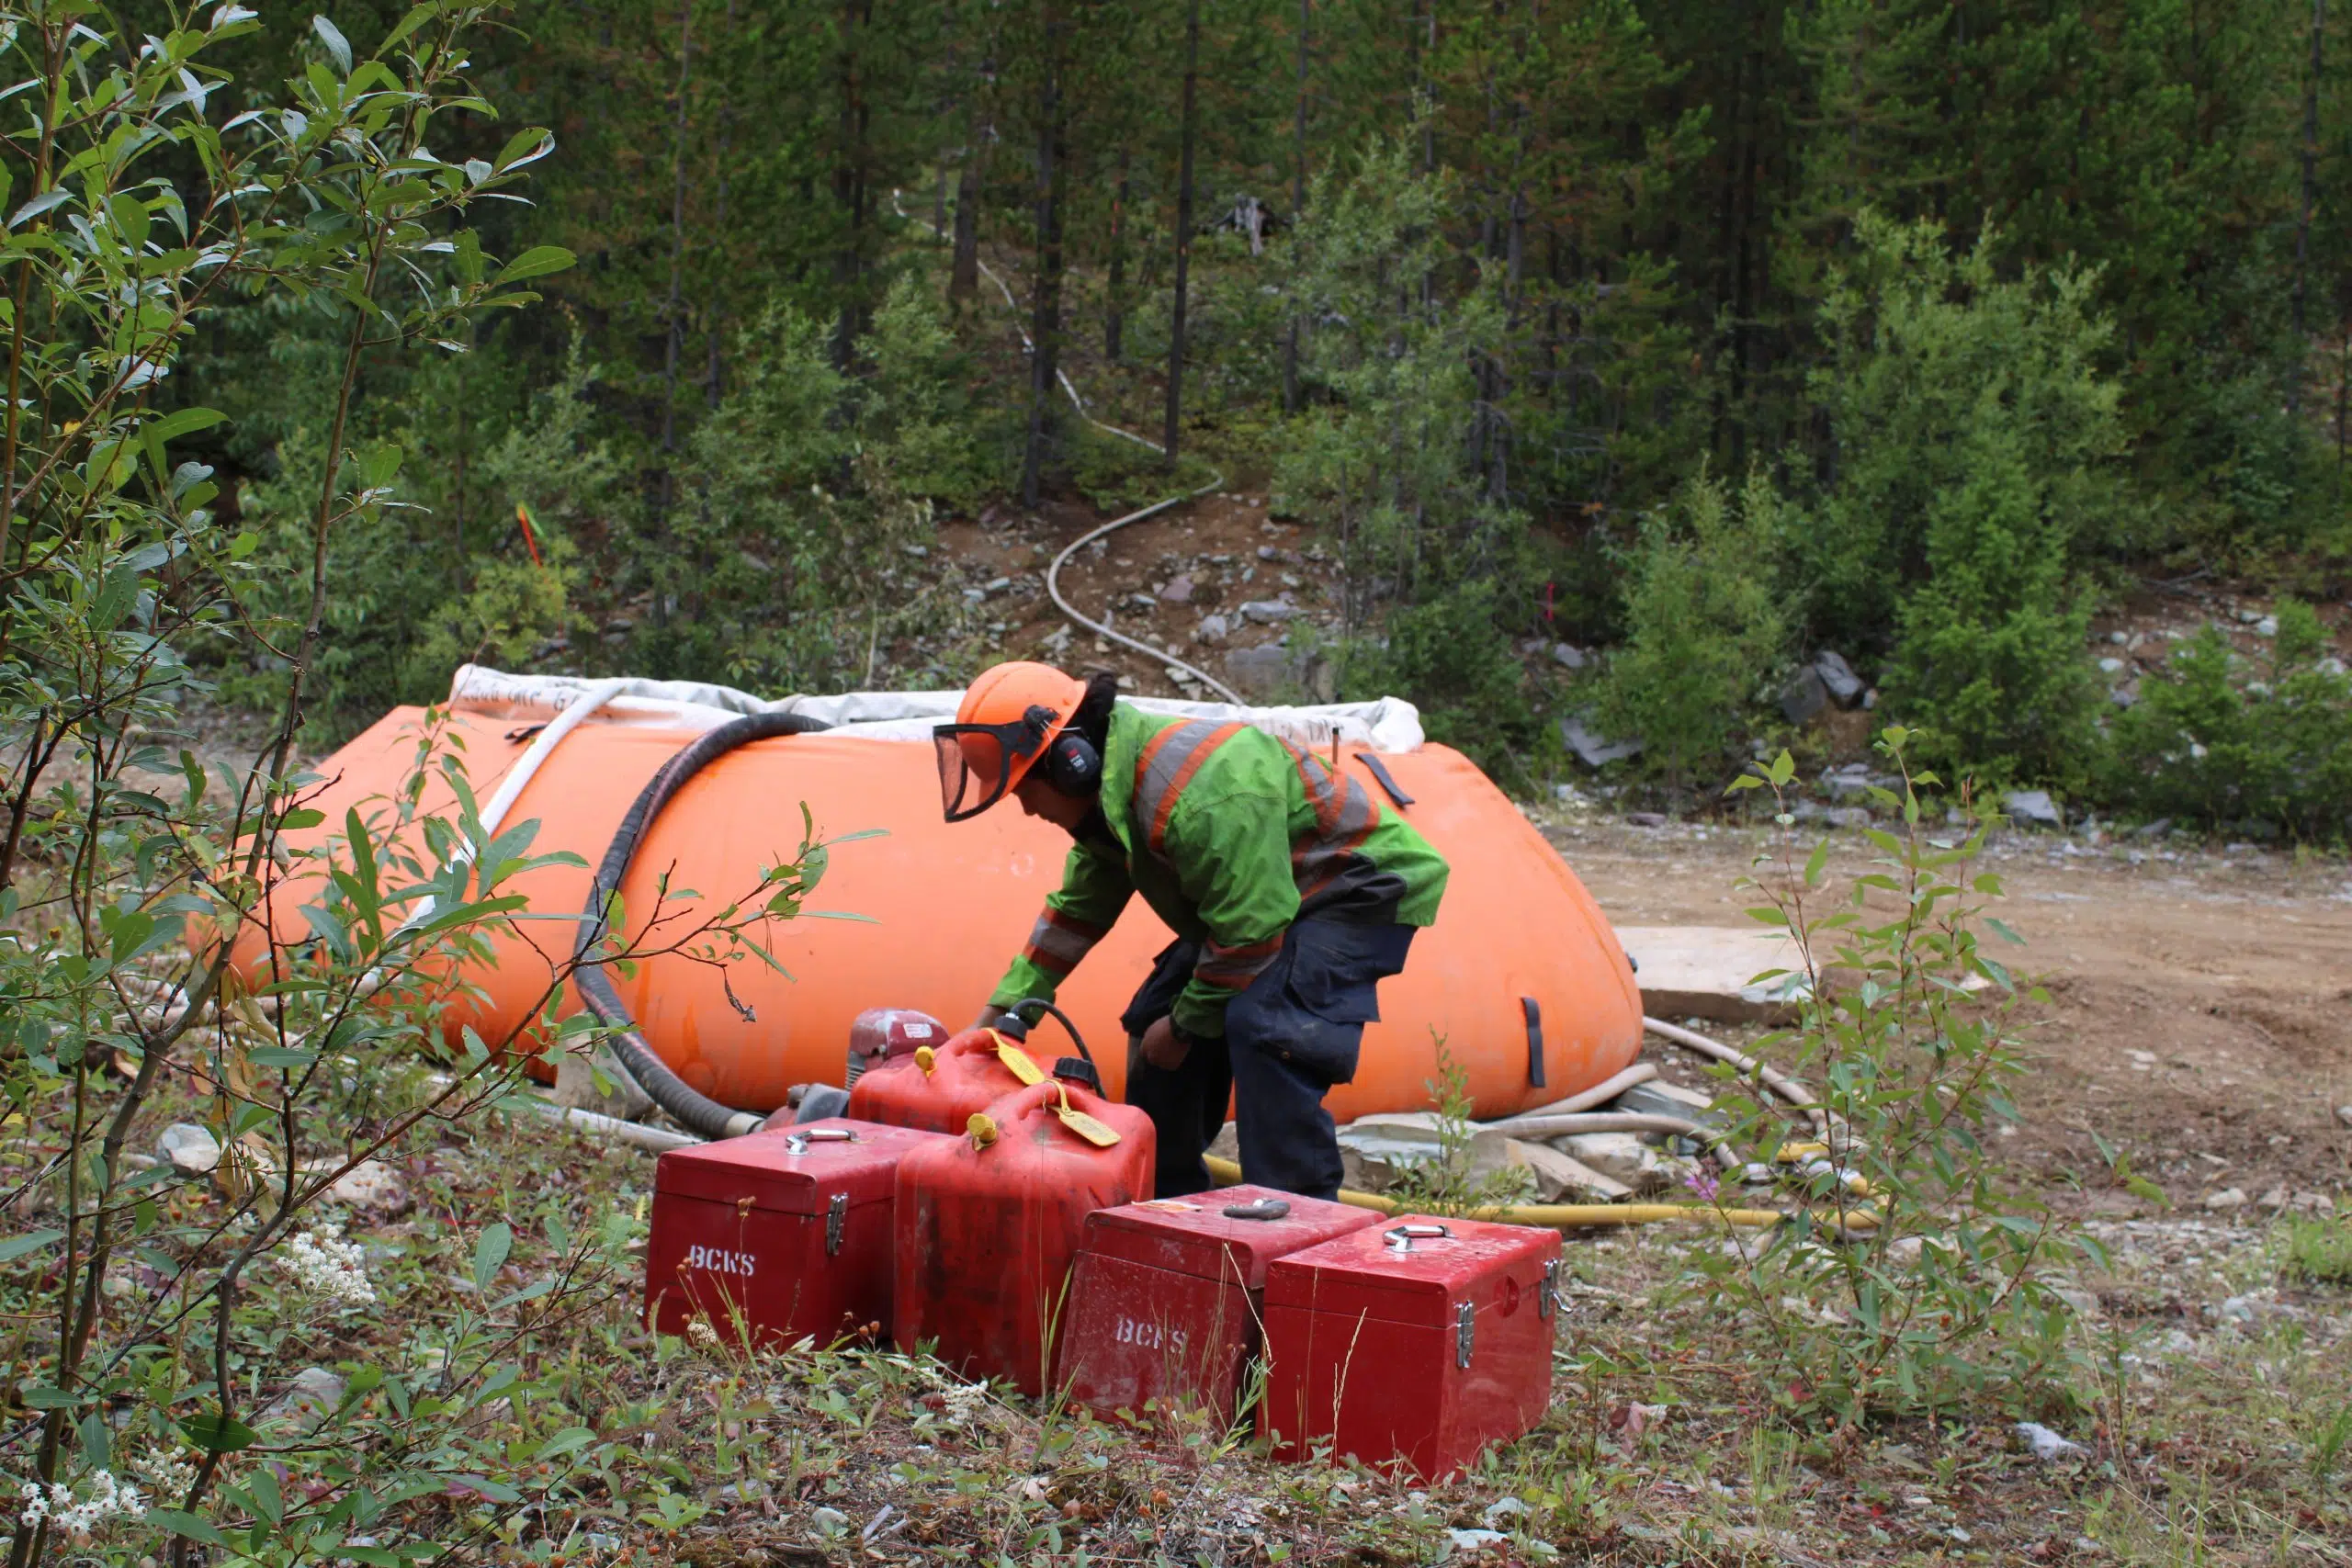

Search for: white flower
xmin=17 ymin=1471 xmax=143 ymax=1537
xmin=276 ymin=1226 xmax=376 ymax=1307
xmin=136 ymin=1448 xmax=198 ymax=1503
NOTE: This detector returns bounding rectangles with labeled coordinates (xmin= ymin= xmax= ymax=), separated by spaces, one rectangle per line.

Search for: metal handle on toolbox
xmin=784 ymin=1128 xmax=859 ymax=1155
xmin=1383 ymin=1223 xmax=1451 ymax=1252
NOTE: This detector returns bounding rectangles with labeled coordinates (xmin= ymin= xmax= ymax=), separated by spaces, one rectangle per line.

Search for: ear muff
xmin=1043 ymin=730 xmax=1102 ymax=795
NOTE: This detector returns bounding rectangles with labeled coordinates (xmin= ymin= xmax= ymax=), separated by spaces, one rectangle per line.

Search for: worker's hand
xmin=1136 ymin=1016 xmax=1191 ymax=1072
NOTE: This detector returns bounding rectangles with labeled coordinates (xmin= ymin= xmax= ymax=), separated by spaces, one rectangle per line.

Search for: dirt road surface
xmin=1544 ymin=809 xmax=2352 ymax=1213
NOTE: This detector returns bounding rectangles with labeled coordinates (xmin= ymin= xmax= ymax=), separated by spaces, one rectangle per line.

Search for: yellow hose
xmin=1199 ymin=1155 xmax=1787 ymax=1230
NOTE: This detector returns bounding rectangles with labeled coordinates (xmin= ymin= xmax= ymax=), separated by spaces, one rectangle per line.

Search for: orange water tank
xmin=227 ymin=705 xmax=1640 ymax=1122
xmin=893 ymin=1079 xmax=1156 ymax=1394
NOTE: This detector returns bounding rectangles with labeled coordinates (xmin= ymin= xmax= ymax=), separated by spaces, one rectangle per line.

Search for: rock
xmin=808 ymin=1506 xmax=850 ymax=1537
xmin=327 ymin=1159 xmax=411 ymax=1216
xmin=265 ymin=1366 xmax=346 ymax=1429
xmin=1611 ymin=924 xmax=1820 ymax=1023
xmin=1208 ymin=1121 xmax=1239 ymax=1163
xmin=1337 ymin=1114 xmax=1512 ymax=1193
xmin=2015 ymin=1422 xmax=2086 ymax=1461
xmin=1481 ymin=1497 xmax=1529 ymax=1528
xmin=1624 ymin=811 xmax=1667 ymax=828
xmin=1781 ymin=665 xmax=1829 ymax=726
xmin=1193 ymin=613 xmax=1230 ymax=645
xmin=1550 ymin=643 xmax=1587 ymax=671
xmin=1861 ymin=687 xmax=1878 ymax=710
xmin=2319 ymin=655 xmax=2348 ymax=676
xmin=1506 ymin=1140 xmax=1632 ymax=1202
xmin=2109 ymin=630 xmax=2129 ymax=645
xmin=2098 ymin=657 xmax=2126 ymax=674
xmin=1826 ymin=806 xmax=1871 ymax=829
xmin=2133 ymin=818 xmax=2174 ymax=840
xmin=1444 ymin=1529 xmax=1510 ymax=1557
xmin=2202 ymin=1186 xmax=2248 ymax=1211
xmin=1225 ymin=643 xmax=1329 ymax=702
xmin=2255 ymin=615 xmax=2278 ymax=637
xmin=1555 ymin=1132 xmax=1693 ymax=1196
xmin=549 ymin=1043 xmax=655 ymax=1120
xmin=2003 ymin=789 xmax=2064 ymax=829
xmin=1611 ymin=1081 xmax=1724 ymax=1131
xmin=1257 ymin=545 xmax=1281 ymax=561
xmin=1159 ymin=576 xmax=1195 ymax=604
xmin=1559 ymin=712 xmax=1643 ymax=768
xmin=1237 ymin=599 xmax=1294 ymax=624
xmin=157 ymin=1122 xmax=220 ymax=1176
xmin=2335 ymin=1104 xmax=2352 ymax=1130
xmin=2219 ymin=1295 xmax=2258 ymax=1323
xmin=2257 ymin=1186 xmax=2290 ymax=1212
xmin=1813 ymin=650 xmax=1865 ymax=707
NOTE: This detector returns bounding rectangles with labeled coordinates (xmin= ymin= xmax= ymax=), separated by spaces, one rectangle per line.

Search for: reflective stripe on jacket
xmin=989 ymin=703 xmax=1448 ymax=1040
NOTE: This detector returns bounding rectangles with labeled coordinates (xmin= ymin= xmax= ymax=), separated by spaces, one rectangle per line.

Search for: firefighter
xmin=935 ymin=660 xmax=1448 ymax=1201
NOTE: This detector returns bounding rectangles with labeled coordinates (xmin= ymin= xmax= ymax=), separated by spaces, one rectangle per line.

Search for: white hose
xmin=516 ymin=1099 xmax=704 ymax=1153
xmin=1643 ymin=1015 xmax=1828 ymax=1132
xmin=398 ymin=678 xmax=626 ymax=936
xmin=891 ymin=190 xmax=1245 ymax=704
xmin=1477 ymin=1062 xmax=1655 ymax=1130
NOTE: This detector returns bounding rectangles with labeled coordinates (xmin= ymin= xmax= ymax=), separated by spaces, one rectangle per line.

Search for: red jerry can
xmin=1261 ymin=1214 xmax=1563 ymax=1480
xmin=645 ymin=1118 xmax=948 ymax=1348
xmin=894 ymin=1078 xmax=1155 ymax=1395
xmin=847 ymin=1025 xmax=1047 ymax=1134
xmin=1053 ymin=1185 xmax=1383 ymax=1429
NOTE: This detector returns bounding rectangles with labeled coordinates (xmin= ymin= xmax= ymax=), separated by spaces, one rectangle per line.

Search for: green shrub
xmin=1881 ymin=421 xmax=2101 ymax=784
xmin=1794 ymin=212 xmax=2124 ymax=663
xmin=2106 ymin=600 xmax=2352 ymax=839
xmin=1600 ymin=465 xmax=1791 ymax=786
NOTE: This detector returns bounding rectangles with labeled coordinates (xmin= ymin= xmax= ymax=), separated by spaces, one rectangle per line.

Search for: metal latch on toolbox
xmin=1539 ymin=1259 xmax=1559 ymax=1321
xmin=824 ymin=1192 xmax=848 ymax=1256
xmin=1384 ymin=1223 xmax=1450 ymax=1253
xmin=1454 ymin=1301 xmax=1475 ymax=1368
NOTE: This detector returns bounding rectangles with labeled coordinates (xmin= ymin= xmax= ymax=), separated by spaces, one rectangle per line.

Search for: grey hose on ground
xmin=1643 ymin=1014 xmax=1828 ymax=1131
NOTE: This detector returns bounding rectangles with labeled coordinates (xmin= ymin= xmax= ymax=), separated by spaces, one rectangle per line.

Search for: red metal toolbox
xmin=646 ymin=1118 xmax=948 ymax=1348
xmin=1053 ymin=1185 xmax=1383 ymax=1428
xmin=1261 ymin=1213 xmax=1563 ymax=1480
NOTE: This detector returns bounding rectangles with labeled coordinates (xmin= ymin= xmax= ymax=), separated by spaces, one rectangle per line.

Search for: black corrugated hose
xmin=571 ymin=710 xmax=831 ymax=1139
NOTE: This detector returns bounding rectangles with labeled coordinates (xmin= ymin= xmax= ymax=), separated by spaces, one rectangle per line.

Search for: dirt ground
xmin=1543 ymin=810 xmax=2352 ymax=1213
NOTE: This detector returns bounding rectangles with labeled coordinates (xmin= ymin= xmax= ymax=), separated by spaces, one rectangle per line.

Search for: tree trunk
xmin=1105 ymin=143 xmax=1130 ymax=362
xmin=950 ymin=59 xmax=993 ymax=302
xmin=1283 ymin=0 xmax=1310 ymax=412
xmin=1021 ymin=6 xmax=1068 ymax=508
xmin=2293 ymin=0 xmax=2324 ymax=412
xmin=653 ymin=0 xmax=695 ymax=631
xmin=1162 ymin=0 xmax=1203 ymax=466
xmin=831 ymin=0 xmax=867 ymax=368
xmin=707 ymin=0 xmax=736 ymax=409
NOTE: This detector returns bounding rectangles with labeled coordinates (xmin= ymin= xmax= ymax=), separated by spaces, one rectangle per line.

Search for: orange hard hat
xmin=933 ymin=660 xmax=1088 ymax=821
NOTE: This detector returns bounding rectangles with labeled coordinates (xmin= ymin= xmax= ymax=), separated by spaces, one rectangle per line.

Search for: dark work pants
xmin=1122 ymin=919 xmax=1416 ymax=1202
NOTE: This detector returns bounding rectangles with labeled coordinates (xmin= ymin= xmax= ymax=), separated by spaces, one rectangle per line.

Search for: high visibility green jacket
xmin=989 ymin=703 xmax=1449 ymax=1041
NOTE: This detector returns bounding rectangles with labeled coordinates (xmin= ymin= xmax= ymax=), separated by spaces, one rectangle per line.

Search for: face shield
xmin=933 ymin=705 xmax=1057 ymax=822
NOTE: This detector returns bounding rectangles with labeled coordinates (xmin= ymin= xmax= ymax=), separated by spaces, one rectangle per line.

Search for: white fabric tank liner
xmin=447 ymin=664 xmax=1426 ymax=753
